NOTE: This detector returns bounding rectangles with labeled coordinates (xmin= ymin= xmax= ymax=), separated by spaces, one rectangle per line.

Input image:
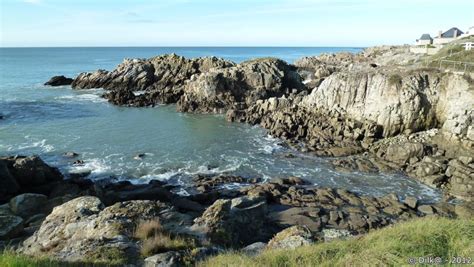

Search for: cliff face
xmin=177 ymin=58 xmax=304 ymax=113
xmin=301 ymin=70 xmax=473 ymax=139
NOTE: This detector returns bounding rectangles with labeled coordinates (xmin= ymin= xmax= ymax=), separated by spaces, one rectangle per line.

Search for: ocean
xmin=0 ymin=47 xmax=441 ymax=200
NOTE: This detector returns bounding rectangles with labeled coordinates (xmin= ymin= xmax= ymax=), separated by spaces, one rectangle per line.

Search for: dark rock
xmin=241 ymin=242 xmax=266 ymax=255
xmin=44 ymin=75 xmax=73 ymax=86
xmin=68 ymin=169 xmax=92 ymax=179
xmin=0 ymin=156 xmax=63 ymax=202
xmin=9 ymin=193 xmax=48 ymax=219
xmin=133 ymin=153 xmax=146 ymax=160
xmin=0 ymin=215 xmax=23 ymax=240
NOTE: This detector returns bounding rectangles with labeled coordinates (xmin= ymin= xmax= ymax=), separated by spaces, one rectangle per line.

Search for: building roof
xmin=440 ymin=27 xmax=464 ymax=38
xmin=419 ymin=34 xmax=432 ymax=40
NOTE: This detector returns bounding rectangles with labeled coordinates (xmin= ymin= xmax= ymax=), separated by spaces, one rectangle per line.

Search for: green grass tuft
xmin=200 ymin=217 xmax=474 ymax=267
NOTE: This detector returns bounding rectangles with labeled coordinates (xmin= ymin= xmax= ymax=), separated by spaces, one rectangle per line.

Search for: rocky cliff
xmin=47 ymin=48 xmax=473 ymax=201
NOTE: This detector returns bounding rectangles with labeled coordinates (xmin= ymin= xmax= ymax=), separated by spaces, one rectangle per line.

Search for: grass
xmin=425 ymin=36 xmax=474 ymax=69
xmin=200 ymin=217 xmax=474 ymax=267
xmin=135 ymin=219 xmax=196 ymax=257
xmin=0 ymin=250 xmax=118 ymax=267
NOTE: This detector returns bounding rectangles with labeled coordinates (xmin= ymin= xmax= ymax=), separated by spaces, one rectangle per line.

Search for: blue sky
xmin=0 ymin=0 xmax=473 ymax=47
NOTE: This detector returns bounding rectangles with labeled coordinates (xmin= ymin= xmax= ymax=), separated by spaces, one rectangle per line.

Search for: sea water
xmin=0 ymin=47 xmax=441 ymax=201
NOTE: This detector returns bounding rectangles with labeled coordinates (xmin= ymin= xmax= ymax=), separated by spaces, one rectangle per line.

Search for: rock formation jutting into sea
xmin=2 ymin=45 xmax=473 ymax=265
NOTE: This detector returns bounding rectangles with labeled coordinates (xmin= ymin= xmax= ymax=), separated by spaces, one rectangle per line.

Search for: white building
xmin=416 ymin=34 xmax=433 ymax=45
xmin=433 ymin=27 xmax=464 ymax=45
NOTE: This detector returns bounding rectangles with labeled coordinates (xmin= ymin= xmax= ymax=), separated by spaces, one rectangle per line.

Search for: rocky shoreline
xmin=1 ymin=155 xmax=471 ymax=266
xmin=3 ymin=46 xmax=472 ymax=265
xmin=45 ymin=46 xmax=473 ymax=201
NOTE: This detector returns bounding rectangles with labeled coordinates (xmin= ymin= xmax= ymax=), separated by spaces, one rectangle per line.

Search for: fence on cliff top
xmin=438 ymin=60 xmax=474 ymax=73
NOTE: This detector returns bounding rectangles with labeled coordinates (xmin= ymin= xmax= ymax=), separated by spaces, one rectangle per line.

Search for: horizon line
xmin=0 ymin=45 xmax=367 ymax=49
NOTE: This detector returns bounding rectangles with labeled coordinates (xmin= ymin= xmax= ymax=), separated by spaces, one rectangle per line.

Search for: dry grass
xmin=135 ymin=219 xmax=196 ymax=257
xmin=135 ymin=219 xmax=163 ymax=240
xmin=141 ymin=232 xmax=193 ymax=257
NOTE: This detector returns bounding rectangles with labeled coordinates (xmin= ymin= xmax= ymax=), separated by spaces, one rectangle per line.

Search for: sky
xmin=0 ymin=0 xmax=473 ymax=47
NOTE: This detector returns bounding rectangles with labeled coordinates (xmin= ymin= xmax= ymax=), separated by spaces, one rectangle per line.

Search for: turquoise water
xmin=0 ymin=47 xmax=441 ymax=200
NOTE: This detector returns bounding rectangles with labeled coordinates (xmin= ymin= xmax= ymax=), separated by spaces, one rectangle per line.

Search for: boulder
xmin=0 ymin=160 xmax=20 ymax=202
xmin=9 ymin=193 xmax=48 ymax=218
xmin=192 ymin=197 xmax=269 ymax=247
xmin=0 ymin=215 xmax=23 ymax=240
xmin=72 ymin=54 xmax=235 ymax=106
xmin=44 ymin=75 xmax=74 ymax=86
xmin=403 ymin=196 xmax=418 ymax=209
xmin=0 ymin=155 xmax=63 ymax=192
xmin=177 ymin=58 xmax=304 ymax=114
xmin=241 ymin=242 xmax=266 ymax=255
xmin=144 ymin=251 xmax=183 ymax=267
xmin=267 ymin=225 xmax=314 ymax=249
xmin=381 ymin=142 xmax=425 ymax=166
xmin=321 ymin=228 xmax=353 ymax=242
xmin=20 ymin=196 xmax=170 ymax=263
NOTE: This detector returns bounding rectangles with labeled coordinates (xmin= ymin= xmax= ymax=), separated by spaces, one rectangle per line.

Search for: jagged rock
xmin=321 ymin=228 xmax=353 ymax=242
xmin=144 ymin=251 xmax=183 ymax=267
xmin=9 ymin=193 xmax=48 ymax=219
xmin=418 ymin=205 xmax=435 ymax=215
xmin=403 ymin=196 xmax=418 ymax=209
xmin=177 ymin=58 xmax=304 ymax=114
xmin=44 ymin=75 xmax=73 ymax=86
xmin=100 ymin=181 xmax=173 ymax=205
xmin=0 ymin=215 xmax=23 ymax=240
xmin=381 ymin=142 xmax=425 ymax=166
xmin=0 ymin=160 xmax=20 ymax=202
xmin=0 ymin=156 xmax=63 ymax=202
xmin=20 ymin=196 xmax=175 ymax=263
xmin=71 ymin=54 xmax=235 ymax=106
xmin=267 ymin=225 xmax=314 ymax=249
xmin=192 ymin=196 xmax=268 ymax=247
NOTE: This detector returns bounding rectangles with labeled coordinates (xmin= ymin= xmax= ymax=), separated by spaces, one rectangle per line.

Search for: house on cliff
xmin=416 ymin=34 xmax=433 ymax=45
xmin=433 ymin=27 xmax=464 ymax=45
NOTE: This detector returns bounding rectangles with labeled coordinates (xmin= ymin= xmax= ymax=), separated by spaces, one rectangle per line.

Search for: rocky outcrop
xmin=44 ymin=75 xmax=74 ymax=86
xmin=266 ymin=225 xmax=314 ymax=249
xmin=227 ymin=97 xmax=383 ymax=156
xmin=20 ymin=196 xmax=188 ymax=264
xmin=192 ymin=196 xmax=269 ymax=247
xmin=71 ymin=54 xmax=234 ymax=106
xmin=177 ymin=58 xmax=304 ymax=113
xmin=0 ymin=156 xmax=63 ymax=202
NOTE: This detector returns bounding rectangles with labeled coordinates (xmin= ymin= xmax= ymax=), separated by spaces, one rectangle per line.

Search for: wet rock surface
xmin=44 ymin=75 xmax=74 ymax=86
